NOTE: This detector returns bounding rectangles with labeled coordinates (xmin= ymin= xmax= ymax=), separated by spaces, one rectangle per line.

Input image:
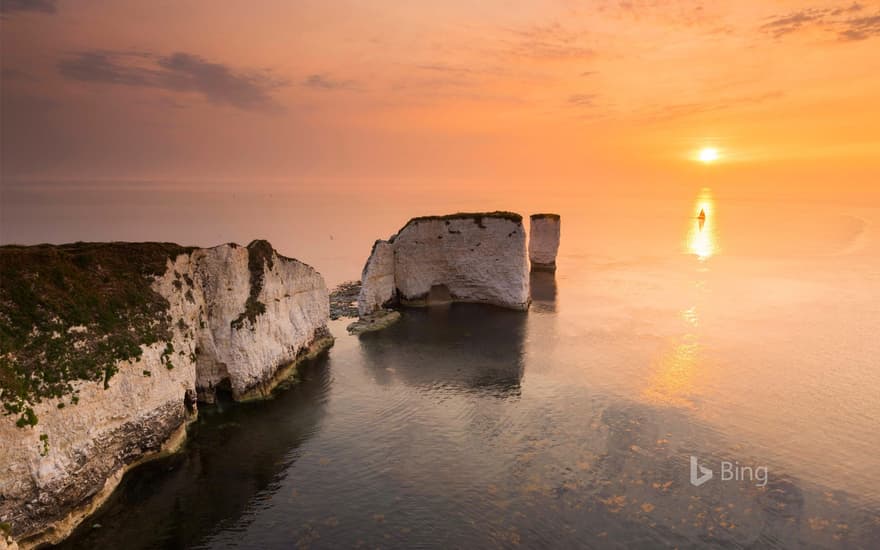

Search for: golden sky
xmin=2 ymin=0 xmax=879 ymax=199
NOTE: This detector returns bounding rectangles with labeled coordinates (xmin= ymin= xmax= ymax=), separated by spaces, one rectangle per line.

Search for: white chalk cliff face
xmin=0 ymin=241 xmax=331 ymax=548
xmin=358 ymin=213 xmax=530 ymax=316
xmin=357 ymin=240 xmax=395 ymax=317
xmin=528 ymin=214 xmax=561 ymax=271
xmin=191 ymin=243 xmax=331 ymax=401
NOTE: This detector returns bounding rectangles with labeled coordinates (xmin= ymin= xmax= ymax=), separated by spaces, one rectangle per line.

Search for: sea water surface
xmin=7 ymin=184 xmax=877 ymax=548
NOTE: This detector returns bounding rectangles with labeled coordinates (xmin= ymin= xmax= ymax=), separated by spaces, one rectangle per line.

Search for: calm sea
xmin=5 ymin=182 xmax=878 ymax=548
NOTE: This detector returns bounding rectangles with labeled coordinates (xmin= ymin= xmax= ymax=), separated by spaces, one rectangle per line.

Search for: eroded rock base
xmin=347 ymin=309 xmax=402 ymax=335
xmin=14 ymin=403 xmax=190 ymax=549
xmin=530 ymin=261 xmax=557 ymax=272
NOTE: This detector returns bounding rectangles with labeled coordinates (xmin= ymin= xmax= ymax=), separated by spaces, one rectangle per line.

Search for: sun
xmin=698 ymin=147 xmax=719 ymax=163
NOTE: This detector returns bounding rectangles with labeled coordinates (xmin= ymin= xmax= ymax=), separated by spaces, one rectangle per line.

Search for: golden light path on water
xmin=687 ymin=188 xmax=717 ymax=261
xmin=642 ymin=335 xmax=701 ymax=410
xmin=642 ymin=189 xmax=718 ymax=408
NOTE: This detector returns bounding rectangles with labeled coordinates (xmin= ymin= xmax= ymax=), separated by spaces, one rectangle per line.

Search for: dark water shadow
xmin=357 ymin=303 xmax=526 ymax=397
xmin=552 ymin=400 xmax=880 ymax=549
xmin=53 ymin=352 xmax=333 ymax=550
xmin=529 ymin=271 xmax=557 ymax=313
xmin=47 ymin=305 xmax=880 ymax=549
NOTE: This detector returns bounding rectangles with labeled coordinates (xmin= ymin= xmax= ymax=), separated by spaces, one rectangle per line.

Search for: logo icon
xmin=690 ymin=455 xmax=713 ymax=486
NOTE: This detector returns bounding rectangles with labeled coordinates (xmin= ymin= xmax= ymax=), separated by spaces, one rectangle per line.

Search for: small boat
xmin=697 ymin=209 xmax=706 ymax=221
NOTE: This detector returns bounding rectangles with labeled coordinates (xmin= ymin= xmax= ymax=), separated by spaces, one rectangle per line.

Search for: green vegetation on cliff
xmin=230 ymin=240 xmax=275 ymax=330
xmin=407 ymin=211 xmax=522 ymax=225
xmin=395 ymin=211 xmax=523 ymax=237
xmin=0 ymin=242 xmax=192 ymax=428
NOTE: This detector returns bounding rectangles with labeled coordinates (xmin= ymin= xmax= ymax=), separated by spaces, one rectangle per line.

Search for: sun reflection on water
xmin=687 ymin=189 xmax=718 ymax=260
xmin=643 ymin=193 xmax=720 ymax=408
xmin=642 ymin=329 xmax=700 ymax=409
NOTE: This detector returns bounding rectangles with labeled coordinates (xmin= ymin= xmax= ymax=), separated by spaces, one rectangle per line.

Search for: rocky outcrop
xmin=357 ymin=212 xmax=530 ymax=317
xmin=188 ymin=241 xmax=331 ymax=402
xmin=0 ymin=240 xmax=331 ymax=548
xmin=329 ymin=281 xmax=361 ymax=320
xmin=346 ymin=309 xmax=402 ymax=335
xmin=528 ymin=213 xmax=561 ymax=272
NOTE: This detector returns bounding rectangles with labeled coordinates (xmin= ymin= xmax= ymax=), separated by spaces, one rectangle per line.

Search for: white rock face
xmin=528 ymin=214 xmax=561 ymax=271
xmin=358 ymin=213 xmax=530 ymax=315
xmin=0 ymin=241 xmax=331 ymax=548
xmin=191 ymin=243 xmax=330 ymax=400
xmin=357 ymin=240 xmax=395 ymax=317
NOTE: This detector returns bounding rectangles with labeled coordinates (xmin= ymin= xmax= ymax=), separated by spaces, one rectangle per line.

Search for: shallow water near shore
xmin=43 ymin=189 xmax=880 ymax=548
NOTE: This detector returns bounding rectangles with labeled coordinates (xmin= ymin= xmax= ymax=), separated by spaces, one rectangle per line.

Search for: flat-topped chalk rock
xmin=357 ymin=212 xmax=530 ymax=320
xmin=0 ymin=240 xmax=332 ymax=549
xmin=528 ymin=213 xmax=561 ymax=272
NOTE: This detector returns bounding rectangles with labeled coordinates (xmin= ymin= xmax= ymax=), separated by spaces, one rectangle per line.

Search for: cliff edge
xmin=0 ymin=240 xmax=332 ymax=548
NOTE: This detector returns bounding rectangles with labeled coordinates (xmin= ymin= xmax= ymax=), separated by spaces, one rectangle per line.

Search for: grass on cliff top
xmin=395 ymin=211 xmax=523 ymax=237
xmin=408 ymin=211 xmax=523 ymax=224
xmin=0 ymin=242 xmax=192 ymax=427
xmin=530 ymin=213 xmax=560 ymax=220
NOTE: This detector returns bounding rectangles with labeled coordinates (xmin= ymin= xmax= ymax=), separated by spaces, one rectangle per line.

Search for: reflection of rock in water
xmin=529 ymin=271 xmax=557 ymax=313
xmin=55 ymin=354 xmax=332 ymax=550
xmin=357 ymin=303 xmax=526 ymax=397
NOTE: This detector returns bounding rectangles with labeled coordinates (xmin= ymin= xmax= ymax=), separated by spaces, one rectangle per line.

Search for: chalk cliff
xmin=0 ymin=241 xmax=331 ymax=548
xmin=528 ymin=213 xmax=561 ymax=272
xmin=357 ymin=240 xmax=395 ymax=317
xmin=357 ymin=212 xmax=530 ymax=317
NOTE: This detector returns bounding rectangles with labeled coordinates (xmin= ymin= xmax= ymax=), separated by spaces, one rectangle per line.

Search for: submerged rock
xmin=0 ymin=240 xmax=332 ymax=548
xmin=528 ymin=213 xmax=561 ymax=272
xmin=357 ymin=212 xmax=530 ymax=318
xmin=346 ymin=309 xmax=402 ymax=335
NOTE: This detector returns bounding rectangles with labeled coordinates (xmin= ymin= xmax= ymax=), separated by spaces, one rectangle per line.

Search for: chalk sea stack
xmin=0 ymin=241 xmax=332 ymax=548
xmin=528 ymin=213 xmax=561 ymax=272
xmin=356 ymin=212 xmax=530 ymax=325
